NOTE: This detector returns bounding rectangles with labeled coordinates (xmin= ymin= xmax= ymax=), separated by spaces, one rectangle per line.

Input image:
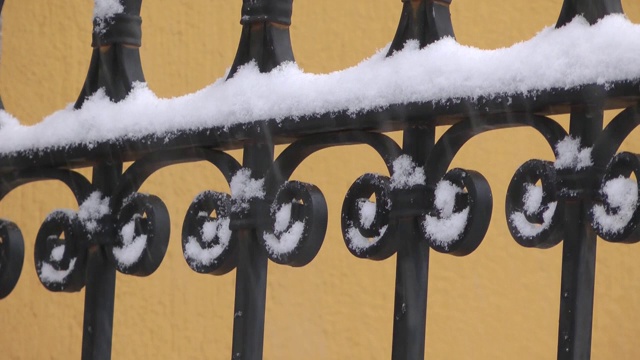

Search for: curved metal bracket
xmin=428 ymin=113 xmax=568 ymax=184
xmin=113 ymin=147 xmax=241 ymax=209
xmin=265 ymin=131 xmax=403 ymax=195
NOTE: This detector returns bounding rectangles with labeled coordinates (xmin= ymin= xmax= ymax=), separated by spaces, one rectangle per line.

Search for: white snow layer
xmin=230 ymin=169 xmax=265 ymax=200
xmin=391 ymin=155 xmax=426 ymax=189
xmin=510 ymin=184 xmax=558 ymax=238
xmin=78 ymin=191 xmax=110 ymax=233
xmin=346 ymin=225 xmax=388 ymax=253
xmin=93 ymin=0 xmax=124 ymax=34
xmin=0 ymin=16 xmax=639 ymax=153
xmin=554 ymin=136 xmax=593 ymax=170
xmin=39 ymin=258 xmax=77 ymax=284
xmin=49 ymin=244 xmax=66 ymax=262
xmin=263 ymin=202 xmax=305 ymax=256
xmin=93 ymin=0 xmax=124 ymax=19
xmin=592 ymin=176 xmax=639 ymax=234
xmin=423 ymin=180 xmax=469 ymax=247
xmin=184 ymin=217 xmax=232 ymax=266
xmin=358 ymin=199 xmax=377 ymax=229
xmin=112 ymin=214 xmax=147 ymax=267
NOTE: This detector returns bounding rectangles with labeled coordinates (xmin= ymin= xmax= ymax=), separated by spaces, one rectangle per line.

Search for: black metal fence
xmin=1 ymin=0 xmax=639 ymax=359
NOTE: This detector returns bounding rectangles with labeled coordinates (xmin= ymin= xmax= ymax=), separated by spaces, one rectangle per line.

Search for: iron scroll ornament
xmin=177 ymin=149 xmax=242 ymax=275
xmin=0 ymin=219 xmax=24 ymax=299
xmin=0 ymin=169 xmax=94 ymax=294
xmin=257 ymin=131 xmax=403 ymax=264
xmin=427 ymin=114 xmax=566 ymax=255
xmin=101 ymin=147 xmax=242 ymax=276
xmin=590 ymin=105 xmax=640 ymax=243
xmin=505 ymin=105 xmax=640 ymax=247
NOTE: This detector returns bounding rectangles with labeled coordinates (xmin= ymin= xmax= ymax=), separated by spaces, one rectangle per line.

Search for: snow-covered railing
xmin=0 ymin=0 xmax=639 ymax=359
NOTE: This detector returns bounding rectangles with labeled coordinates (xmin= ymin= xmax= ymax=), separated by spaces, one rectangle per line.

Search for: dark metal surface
xmin=2 ymin=0 xmax=640 ymax=359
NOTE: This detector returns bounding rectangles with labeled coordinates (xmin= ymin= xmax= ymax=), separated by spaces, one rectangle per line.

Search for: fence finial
xmin=228 ymin=0 xmax=295 ymax=79
xmin=556 ymin=0 xmax=624 ymax=27
xmin=387 ymin=0 xmax=455 ymax=57
xmin=75 ymin=0 xmax=145 ymax=108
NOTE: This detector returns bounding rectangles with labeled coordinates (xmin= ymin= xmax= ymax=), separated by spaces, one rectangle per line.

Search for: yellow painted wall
xmin=1 ymin=1 xmax=640 ymax=359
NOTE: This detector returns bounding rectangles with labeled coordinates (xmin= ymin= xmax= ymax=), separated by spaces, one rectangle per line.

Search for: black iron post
xmin=231 ymin=143 xmax=273 ymax=360
xmin=391 ymin=126 xmax=434 ymax=359
xmin=81 ymin=164 xmax=121 ymax=360
xmin=79 ymin=1 xmax=144 ymax=358
xmin=557 ymin=98 xmax=603 ymax=360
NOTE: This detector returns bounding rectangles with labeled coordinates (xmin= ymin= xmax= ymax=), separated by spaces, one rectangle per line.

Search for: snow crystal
xmin=184 ymin=217 xmax=232 ymax=266
xmin=554 ymin=136 xmax=592 ymax=170
xmin=78 ymin=191 xmax=110 ymax=233
xmin=93 ymin=0 xmax=124 ymax=34
xmin=423 ymin=180 xmax=468 ymax=247
xmin=391 ymin=155 xmax=426 ymax=189
xmin=1 ymin=16 xmax=640 ymax=153
xmin=93 ymin=0 xmax=124 ymax=19
xmin=358 ymin=200 xmax=377 ymax=229
xmin=346 ymin=225 xmax=388 ymax=252
xmin=230 ymin=169 xmax=265 ymax=200
xmin=592 ymin=176 xmax=638 ymax=234
xmin=112 ymin=215 xmax=147 ymax=267
xmin=39 ymin=258 xmax=77 ymax=284
xmin=510 ymin=184 xmax=558 ymax=238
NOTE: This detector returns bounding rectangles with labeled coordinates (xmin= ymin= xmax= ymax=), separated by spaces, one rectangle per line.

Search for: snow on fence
xmin=0 ymin=0 xmax=640 ymax=359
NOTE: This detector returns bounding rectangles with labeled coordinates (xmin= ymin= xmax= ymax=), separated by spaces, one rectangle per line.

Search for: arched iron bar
xmin=427 ymin=113 xmax=569 ymax=184
xmin=0 ymin=168 xmax=93 ymax=205
xmin=591 ymin=105 xmax=640 ymax=170
xmin=264 ymin=131 xmax=403 ymax=195
xmin=111 ymin=147 xmax=241 ymax=210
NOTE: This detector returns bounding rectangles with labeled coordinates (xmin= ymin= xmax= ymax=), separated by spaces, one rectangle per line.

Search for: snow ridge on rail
xmin=0 ymin=15 xmax=638 ymax=153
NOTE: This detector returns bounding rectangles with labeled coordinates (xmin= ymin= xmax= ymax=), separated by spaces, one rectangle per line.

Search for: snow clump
xmin=263 ymin=202 xmax=306 ymax=256
xmin=391 ymin=155 xmax=426 ymax=189
xmin=509 ymin=183 xmax=557 ymax=238
xmin=592 ymin=176 xmax=638 ymax=234
xmin=554 ymin=136 xmax=592 ymax=170
xmin=423 ymin=180 xmax=469 ymax=248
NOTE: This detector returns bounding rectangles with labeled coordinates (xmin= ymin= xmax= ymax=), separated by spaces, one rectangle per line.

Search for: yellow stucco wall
xmin=1 ymin=1 xmax=640 ymax=359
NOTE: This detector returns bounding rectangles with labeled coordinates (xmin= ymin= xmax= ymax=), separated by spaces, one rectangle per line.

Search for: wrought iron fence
xmin=1 ymin=0 xmax=639 ymax=359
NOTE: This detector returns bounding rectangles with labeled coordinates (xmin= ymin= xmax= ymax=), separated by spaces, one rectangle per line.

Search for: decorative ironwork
xmin=1 ymin=0 xmax=640 ymax=359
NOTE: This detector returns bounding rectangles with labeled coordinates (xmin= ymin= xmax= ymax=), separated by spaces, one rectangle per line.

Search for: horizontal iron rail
xmin=1 ymin=81 xmax=639 ymax=172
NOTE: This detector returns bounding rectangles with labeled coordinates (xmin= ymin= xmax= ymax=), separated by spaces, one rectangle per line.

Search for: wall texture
xmin=1 ymin=1 xmax=639 ymax=359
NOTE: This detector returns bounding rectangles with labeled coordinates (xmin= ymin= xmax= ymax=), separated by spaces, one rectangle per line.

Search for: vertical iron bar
xmin=391 ymin=126 xmax=434 ymax=359
xmin=231 ymin=143 xmax=273 ymax=360
xmin=81 ymin=247 xmax=117 ymax=360
xmin=557 ymin=200 xmax=597 ymax=359
xmin=557 ymin=104 xmax=603 ymax=360
xmin=82 ymin=163 xmax=122 ymax=360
